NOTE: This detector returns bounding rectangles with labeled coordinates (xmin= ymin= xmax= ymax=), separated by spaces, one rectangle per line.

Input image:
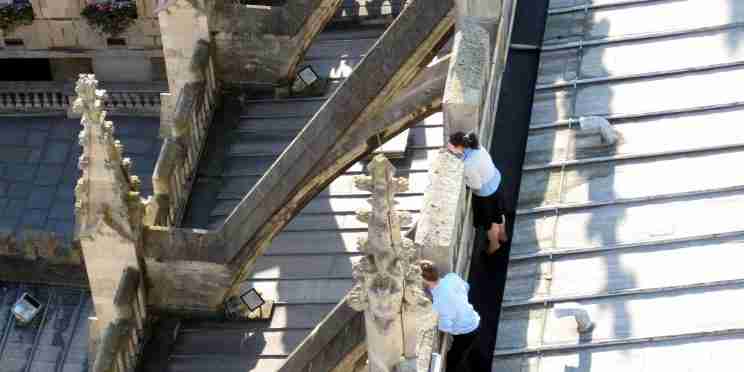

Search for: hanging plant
xmin=0 ymin=2 xmax=34 ymax=34
xmin=81 ymin=1 xmax=137 ymax=37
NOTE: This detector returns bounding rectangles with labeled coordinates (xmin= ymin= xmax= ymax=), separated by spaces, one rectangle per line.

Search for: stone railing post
xmin=347 ymin=155 xmax=434 ymax=372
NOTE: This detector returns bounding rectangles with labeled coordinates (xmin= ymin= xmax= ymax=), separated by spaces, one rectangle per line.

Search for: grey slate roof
xmin=495 ymin=0 xmax=744 ymax=370
xmin=0 ymin=282 xmax=92 ymax=372
xmin=0 ymin=115 xmax=161 ymax=248
xmin=172 ymin=21 xmax=446 ymax=372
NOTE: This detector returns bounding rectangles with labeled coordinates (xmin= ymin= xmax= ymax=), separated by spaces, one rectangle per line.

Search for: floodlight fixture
xmin=240 ymin=287 xmax=266 ymax=312
xmin=297 ymin=65 xmax=319 ymax=87
xmin=12 ymin=292 xmax=42 ymax=325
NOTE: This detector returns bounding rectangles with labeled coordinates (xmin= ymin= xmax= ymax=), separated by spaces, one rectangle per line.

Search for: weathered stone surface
xmin=154 ymin=2 xmax=222 ymax=226
xmin=157 ymin=0 xmax=211 ymax=95
xmin=211 ymin=0 xmax=343 ymax=85
xmin=443 ymin=16 xmax=493 ymax=136
xmin=0 ymin=255 xmax=88 ymax=287
xmin=142 ymin=225 xmax=226 ymax=263
xmin=91 ymin=318 xmax=132 ymax=372
xmin=279 ymin=298 xmax=363 ymax=372
xmin=219 ymin=0 xmax=454 ymax=296
xmin=415 ymin=150 xmax=465 ymax=273
xmin=456 ymin=0 xmax=503 ymax=19
xmin=172 ymin=81 xmax=206 ymax=138
xmin=145 ymin=258 xmax=234 ymax=313
xmin=347 ymin=155 xmax=431 ymax=372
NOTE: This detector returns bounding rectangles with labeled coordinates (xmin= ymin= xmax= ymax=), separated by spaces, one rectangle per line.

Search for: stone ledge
xmin=142 ymin=225 xmax=227 ymax=264
xmin=0 ymin=229 xmax=81 ymax=266
xmin=415 ymin=150 xmax=466 ymax=273
xmin=0 ymin=255 xmax=88 ymax=288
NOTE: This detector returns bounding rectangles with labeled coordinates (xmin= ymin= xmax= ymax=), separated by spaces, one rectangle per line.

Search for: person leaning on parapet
xmin=447 ymin=131 xmax=508 ymax=254
xmin=419 ymin=260 xmax=481 ymax=371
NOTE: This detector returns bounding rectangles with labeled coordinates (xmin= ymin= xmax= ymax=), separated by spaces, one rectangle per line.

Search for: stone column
xmin=73 ymin=74 xmax=148 ymax=334
xmin=442 ymin=0 xmax=501 ymax=137
xmin=347 ymin=155 xmax=433 ymax=372
xmin=156 ymin=0 xmax=210 ymax=98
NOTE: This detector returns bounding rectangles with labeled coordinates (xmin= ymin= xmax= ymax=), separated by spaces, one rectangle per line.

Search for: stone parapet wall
xmin=414 ymin=0 xmax=519 ymax=367
xmin=0 ymin=229 xmax=81 ymax=264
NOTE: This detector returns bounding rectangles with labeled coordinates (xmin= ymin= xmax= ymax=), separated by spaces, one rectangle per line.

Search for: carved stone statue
xmin=347 ymin=155 xmax=433 ymax=372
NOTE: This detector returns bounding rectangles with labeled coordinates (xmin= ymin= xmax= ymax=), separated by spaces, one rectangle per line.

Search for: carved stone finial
xmin=349 ymin=155 xmax=432 ymax=372
xmin=72 ymin=74 xmax=147 ymax=241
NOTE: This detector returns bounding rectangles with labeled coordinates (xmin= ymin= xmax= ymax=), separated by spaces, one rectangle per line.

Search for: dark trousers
xmin=446 ymin=327 xmax=481 ymax=372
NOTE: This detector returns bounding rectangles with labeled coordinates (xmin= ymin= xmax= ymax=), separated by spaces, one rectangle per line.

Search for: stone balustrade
xmin=103 ymin=91 xmax=162 ymax=115
xmin=0 ymin=82 xmax=164 ymax=115
xmin=149 ymin=53 xmax=220 ymax=226
xmin=0 ymin=82 xmax=69 ymax=112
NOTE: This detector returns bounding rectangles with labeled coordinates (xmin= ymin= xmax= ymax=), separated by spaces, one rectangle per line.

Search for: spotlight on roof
xmin=12 ymin=292 xmax=43 ymax=325
xmin=240 ymin=287 xmax=266 ymax=313
xmin=292 ymin=65 xmax=319 ymax=93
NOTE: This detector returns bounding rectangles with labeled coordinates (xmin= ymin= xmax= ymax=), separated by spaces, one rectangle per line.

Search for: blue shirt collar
xmin=463 ymin=148 xmax=476 ymax=160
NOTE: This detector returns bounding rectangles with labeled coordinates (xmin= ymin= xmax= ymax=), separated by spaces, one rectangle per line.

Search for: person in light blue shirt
xmin=448 ymin=131 xmax=508 ymax=255
xmin=420 ymin=260 xmax=480 ymax=371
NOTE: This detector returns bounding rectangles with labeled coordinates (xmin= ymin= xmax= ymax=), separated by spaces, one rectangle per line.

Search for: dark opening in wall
xmin=150 ymin=57 xmax=167 ymax=81
xmin=0 ymin=58 xmax=52 ymax=81
xmin=107 ymin=38 xmax=127 ymax=47
xmin=4 ymin=39 xmax=24 ymax=47
xmin=238 ymin=0 xmax=287 ymax=6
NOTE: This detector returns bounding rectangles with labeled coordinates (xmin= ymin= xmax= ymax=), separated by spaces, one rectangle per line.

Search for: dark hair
xmin=449 ymin=131 xmax=479 ymax=149
xmin=419 ymin=260 xmax=439 ymax=282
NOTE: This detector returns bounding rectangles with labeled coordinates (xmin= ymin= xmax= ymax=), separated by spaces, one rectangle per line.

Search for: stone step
xmin=167 ymin=354 xmax=286 ymax=372
xmin=241 ymin=279 xmax=352 ymax=305
xmin=179 ymin=303 xmax=334 ymax=332
xmin=249 ymin=254 xmax=361 ymax=280
xmin=305 ymin=36 xmax=377 ymax=60
xmin=241 ymin=99 xmax=324 ymax=119
xmin=171 ymin=328 xmax=307 ymax=357
xmin=222 ymin=148 xmax=437 ymax=178
xmin=212 ymin=170 xmax=429 ymax=201
xmin=226 ymin=125 xmax=442 ymax=158
xmin=279 ymin=210 xmax=420 ymax=232
xmin=265 ymin=230 xmax=406 ymax=256
xmin=211 ymin=192 xmax=424 ymax=218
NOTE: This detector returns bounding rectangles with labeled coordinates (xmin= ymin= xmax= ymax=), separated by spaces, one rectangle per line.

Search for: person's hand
xmin=447 ymin=143 xmax=462 ymax=156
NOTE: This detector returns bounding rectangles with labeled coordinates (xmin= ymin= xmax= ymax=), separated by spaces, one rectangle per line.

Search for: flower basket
xmin=81 ymin=1 xmax=137 ymax=37
xmin=0 ymin=2 xmax=34 ymax=34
